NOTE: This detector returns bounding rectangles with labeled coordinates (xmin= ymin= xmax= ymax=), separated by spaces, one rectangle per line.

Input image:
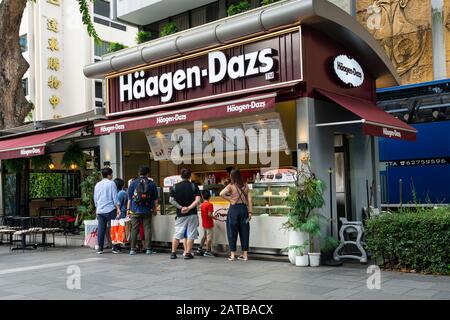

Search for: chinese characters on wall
xmin=46 ymin=0 xmax=62 ymax=119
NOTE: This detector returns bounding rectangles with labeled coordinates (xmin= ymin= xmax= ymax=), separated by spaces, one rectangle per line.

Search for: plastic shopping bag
xmin=84 ymin=220 xmax=98 ymax=249
xmin=110 ymin=219 xmax=126 ymax=245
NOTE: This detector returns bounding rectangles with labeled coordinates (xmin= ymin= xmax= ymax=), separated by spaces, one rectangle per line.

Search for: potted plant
xmin=62 ymin=143 xmax=85 ymax=170
xmin=284 ymin=158 xmax=326 ymax=265
xmin=321 ymin=236 xmax=340 ymax=265
xmin=76 ymin=168 xmax=101 ymax=227
xmin=283 ymin=242 xmax=309 ymax=267
xmin=136 ymin=30 xmax=152 ymax=44
xmin=159 ymin=22 xmax=178 ymax=37
xmin=301 ymin=216 xmax=322 ymax=267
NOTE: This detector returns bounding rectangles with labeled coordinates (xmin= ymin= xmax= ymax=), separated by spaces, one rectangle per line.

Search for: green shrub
xmin=227 ymin=1 xmax=251 ymax=16
xmin=107 ymin=42 xmax=127 ymax=53
xmin=136 ymin=30 xmax=152 ymax=44
xmin=365 ymin=207 xmax=450 ymax=275
xmin=159 ymin=22 xmax=178 ymax=37
xmin=261 ymin=0 xmax=280 ymax=5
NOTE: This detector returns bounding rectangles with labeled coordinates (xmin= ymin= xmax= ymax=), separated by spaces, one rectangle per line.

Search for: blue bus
xmin=377 ymin=80 xmax=450 ymax=205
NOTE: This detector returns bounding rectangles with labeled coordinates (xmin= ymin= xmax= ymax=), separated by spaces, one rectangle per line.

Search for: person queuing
xmin=93 ymin=167 xmax=121 ymax=254
xmin=219 ymin=168 xmax=252 ymax=261
xmin=127 ymin=166 xmax=159 ymax=256
xmin=198 ymin=190 xmax=216 ymax=257
xmin=169 ymin=168 xmax=201 ymax=260
xmin=114 ymin=178 xmax=128 ymax=219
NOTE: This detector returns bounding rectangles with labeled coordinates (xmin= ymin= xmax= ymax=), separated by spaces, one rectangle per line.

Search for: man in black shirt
xmin=169 ymin=168 xmax=201 ymax=259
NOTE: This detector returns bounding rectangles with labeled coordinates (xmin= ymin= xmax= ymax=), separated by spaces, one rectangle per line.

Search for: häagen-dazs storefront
xmin=83 ymin=0 xmax=417 ymax=254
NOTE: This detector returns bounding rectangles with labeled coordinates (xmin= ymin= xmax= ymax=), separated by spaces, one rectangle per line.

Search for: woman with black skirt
xmin=219 ymin=168 xmax=253 ymax=261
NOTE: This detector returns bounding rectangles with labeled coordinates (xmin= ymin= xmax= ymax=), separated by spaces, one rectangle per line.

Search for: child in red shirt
xmin=200 ymin=190 xmax=215 ymax=257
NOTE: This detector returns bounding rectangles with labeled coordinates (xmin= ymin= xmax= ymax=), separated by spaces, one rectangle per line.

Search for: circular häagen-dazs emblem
xmin=333 ymin=55 xmax=365 ymax=87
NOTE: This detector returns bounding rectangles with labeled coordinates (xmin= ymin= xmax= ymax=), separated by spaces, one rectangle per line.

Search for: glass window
xmin=191 ymin=7 xmax=206 ymax=28
xmin=95 ymin=101 xmax=104 ymax=108
xmin=19 ymin=34 xmax=27 ymax=52
xmin=111 ymin=22 xmax=127 ymax=31
xmin=205 ymin=2 xmax=219 ymax=23
xmin=94 ymin=40 xmax=110 ymax=57
xmin=21 ymin=78 xmax=28 ymax=96
xmin=94 ymin=16 xmax=109 ymax=27
xmin=172 ymin=13 xmax=190 ymax=32
xmin=95 ymin=81 xmax=103 ymax=99
xmin=94 ymin=0 xmax=110 ymax=18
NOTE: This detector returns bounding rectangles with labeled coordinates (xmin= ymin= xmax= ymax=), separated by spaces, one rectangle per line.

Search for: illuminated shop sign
xmin=119 ymin=48 xmax=276 ymax=103
xmin=333 ymin=55 xmax=365 ymax=87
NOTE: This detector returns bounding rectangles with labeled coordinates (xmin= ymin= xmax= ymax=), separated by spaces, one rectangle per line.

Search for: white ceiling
xmin=116 ymin=0 xmax=217 ymax=26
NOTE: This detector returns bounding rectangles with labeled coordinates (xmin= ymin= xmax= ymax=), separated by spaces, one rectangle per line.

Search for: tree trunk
xmin=0 ymin=0 xmax=32 ymax=130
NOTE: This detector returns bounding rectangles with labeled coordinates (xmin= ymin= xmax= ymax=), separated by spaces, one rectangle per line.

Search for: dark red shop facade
xmin=79 ymin=0 xmax=418 ymax=251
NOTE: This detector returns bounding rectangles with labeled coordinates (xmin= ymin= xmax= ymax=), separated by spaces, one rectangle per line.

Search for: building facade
xmin=19 ymin=0 xmax=137 ymax=121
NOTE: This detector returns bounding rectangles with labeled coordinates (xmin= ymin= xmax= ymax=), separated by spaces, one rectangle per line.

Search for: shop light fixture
xmin=103 ymin=161 xmax=111 ymax=168
xmin=48 ymin=163 xmax=55 ymax=170
xmin=70 ymin=163 xmax=78 ymax=170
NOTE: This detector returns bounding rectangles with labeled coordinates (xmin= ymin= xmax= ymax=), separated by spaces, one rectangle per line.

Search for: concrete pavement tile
xmin=430 ymin=282 xmax=450 ymax=292
xmin=385 ymin=279 xmax=436 ymax=289
xmin=431 ymin=291 xmax=450 ymax=300
xmin=324 ymin=288 xmax=361 ymax=298
xmin=405 ymin=288 xmax=441 ymax=298
xmin=348 ymin=291 xmax=427 ymax=300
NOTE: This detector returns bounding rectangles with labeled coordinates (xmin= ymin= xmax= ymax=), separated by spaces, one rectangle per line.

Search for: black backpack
xmin=133 ymin=178 xmax=152 ymax=206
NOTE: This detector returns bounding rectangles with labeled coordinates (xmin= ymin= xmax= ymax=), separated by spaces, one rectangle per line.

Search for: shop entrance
xmin=334 ymin=135 xmax=352 ymax=223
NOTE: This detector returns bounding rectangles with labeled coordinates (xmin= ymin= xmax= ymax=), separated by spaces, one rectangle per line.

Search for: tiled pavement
xmin=0 ymin=246 xmax=448 ymax=300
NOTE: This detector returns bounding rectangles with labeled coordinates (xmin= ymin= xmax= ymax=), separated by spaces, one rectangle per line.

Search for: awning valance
xmin=0 ymin=126 xmax=85 ymax=160
xmin=315 ymin=89 xmax=417 ymax=141
xmin=94 ymin=93 xmax=277 ymax=135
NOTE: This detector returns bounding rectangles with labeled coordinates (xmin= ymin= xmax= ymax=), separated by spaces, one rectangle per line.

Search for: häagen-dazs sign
xmin=333 ymin=55 xmax=365 ymax=88
xmin=120 ymin=48 xmax=275 ymax=103
xmin=107 ymin=29 xmax=302 ymax=115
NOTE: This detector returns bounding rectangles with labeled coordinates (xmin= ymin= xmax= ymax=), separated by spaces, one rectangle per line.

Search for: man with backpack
xmin=169 ymin=168 xmax=201 ymax=260
xmin=127 ymin=166 xmax=159 ymax=255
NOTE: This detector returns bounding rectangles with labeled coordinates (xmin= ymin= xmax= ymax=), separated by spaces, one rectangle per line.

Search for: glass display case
xmin=250 ymin=183 xmax=294 ymax=216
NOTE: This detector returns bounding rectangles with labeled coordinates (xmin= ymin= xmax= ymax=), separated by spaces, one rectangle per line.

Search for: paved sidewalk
xmin=0 ymin=246 xmax=448 ymax=300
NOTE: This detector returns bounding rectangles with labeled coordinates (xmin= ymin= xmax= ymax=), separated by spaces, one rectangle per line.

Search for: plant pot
xmin=295 ymin=255 xmax=309 ymax=267
xmin=288 ymin=230 xmax=309 ymax=264
xmin=308 ymin=253 xmax=321 ymax=267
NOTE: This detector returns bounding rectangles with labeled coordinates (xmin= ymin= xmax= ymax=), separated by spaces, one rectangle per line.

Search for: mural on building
xmin=357 ymin=0 xmax=433 ymax=85
xmin=444 ymin=1 xmax=450 ymax=78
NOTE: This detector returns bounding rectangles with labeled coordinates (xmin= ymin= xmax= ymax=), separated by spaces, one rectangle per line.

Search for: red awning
xmin=315 ymin=89 xmax=417 ymax=141
xmin=0 ymin=126 xmax=85 ymax=160
xmin=94 ymin=93 xmax=277 ymax=135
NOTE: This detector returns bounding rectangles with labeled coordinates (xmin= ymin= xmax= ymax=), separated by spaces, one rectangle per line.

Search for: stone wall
xmin=356 ymin=0 xmax=434 ymax=85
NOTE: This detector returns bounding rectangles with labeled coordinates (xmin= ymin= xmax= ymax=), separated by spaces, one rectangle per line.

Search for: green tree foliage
xmin=76 ymin=168 xmax=102 ymax=225
xmin=227 ymin=1 xmax=251 ymax=16
xmin=159 ymin=22 xmax=178 ymax=37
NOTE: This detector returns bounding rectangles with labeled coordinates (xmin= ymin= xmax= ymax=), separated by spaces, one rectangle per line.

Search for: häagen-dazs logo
xmin=382 ymin=128 xmax=402 ymax=138
xmin=100 ymin=123 xmax=125 ymax=134
xmin=20 ymin=148 xmax=42 ymax=156
xmin=333 ymin=55 xmax=365 ymax=87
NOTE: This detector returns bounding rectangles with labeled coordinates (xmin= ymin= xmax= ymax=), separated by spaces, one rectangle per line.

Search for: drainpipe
xmin=431 ymin=0 xmax=447 ymax=80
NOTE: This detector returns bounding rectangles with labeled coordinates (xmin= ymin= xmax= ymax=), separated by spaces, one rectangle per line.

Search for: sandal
xmin=228 ymin=256 xmax=236 ymax=261
xmin=237 ymin=255 xmax=248 ymax=261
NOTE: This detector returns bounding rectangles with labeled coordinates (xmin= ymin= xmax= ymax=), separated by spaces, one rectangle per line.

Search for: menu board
xmin=243 ymin=118 xmax=289 ymax=153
